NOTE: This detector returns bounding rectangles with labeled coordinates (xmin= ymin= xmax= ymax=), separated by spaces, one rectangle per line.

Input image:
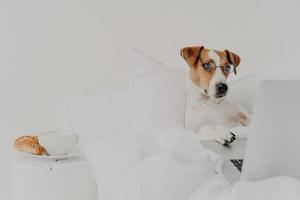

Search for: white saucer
xmin=16 ymin=151 xmax=69 ymax=160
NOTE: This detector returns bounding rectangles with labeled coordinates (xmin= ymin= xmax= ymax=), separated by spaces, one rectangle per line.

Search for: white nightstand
xmin=10 ymin=149 xmax=97 ymax=200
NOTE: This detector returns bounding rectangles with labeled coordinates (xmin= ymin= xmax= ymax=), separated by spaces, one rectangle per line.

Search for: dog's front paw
xmin=237 ymin=112 xmax=251 ymax=126
xmin=215 ymin=131 xmax=236 ymax=145
xmin=199 ymin=125 xmax=236 ymax=145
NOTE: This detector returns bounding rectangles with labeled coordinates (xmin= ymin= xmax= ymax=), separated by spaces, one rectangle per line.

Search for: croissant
xmin=14 ymin=135 xmax=46 ymax=155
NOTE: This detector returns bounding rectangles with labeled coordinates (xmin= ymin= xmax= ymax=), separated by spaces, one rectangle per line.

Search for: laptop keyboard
xmin=230 ymin=159 xmax=244 ymax=172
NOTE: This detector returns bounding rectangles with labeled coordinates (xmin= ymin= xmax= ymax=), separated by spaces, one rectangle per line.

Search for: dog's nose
xmin=216 ymin=83 xmax=228 ymax=95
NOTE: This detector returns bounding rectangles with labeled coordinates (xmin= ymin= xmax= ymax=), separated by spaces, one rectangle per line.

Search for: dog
xmin=180 ymin=45 xmax=251 ymax=145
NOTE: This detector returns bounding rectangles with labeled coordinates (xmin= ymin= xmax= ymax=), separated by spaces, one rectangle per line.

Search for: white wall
xmin=0 ymin=0 xmax=299 ymax=199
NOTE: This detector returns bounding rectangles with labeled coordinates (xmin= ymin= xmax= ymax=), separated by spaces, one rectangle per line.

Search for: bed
xmin=61 ymin=51 xmax=300 ymax=200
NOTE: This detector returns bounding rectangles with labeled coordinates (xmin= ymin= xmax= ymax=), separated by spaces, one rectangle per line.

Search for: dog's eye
xmin=202 ymin=63 xmax=212 ymax=71
xmin=223 ymin=64 xmax=233 ymax=74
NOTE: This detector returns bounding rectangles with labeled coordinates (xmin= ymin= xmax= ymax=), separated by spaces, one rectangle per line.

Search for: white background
xmin=0 ymin=0 xmax=299 ymax=199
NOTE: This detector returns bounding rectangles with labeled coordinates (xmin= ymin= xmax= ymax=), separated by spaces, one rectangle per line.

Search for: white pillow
xmin=131 ymin=50 xmax=186 ymax=131
xmin=64 ymin=89 xmax=132 ymax=145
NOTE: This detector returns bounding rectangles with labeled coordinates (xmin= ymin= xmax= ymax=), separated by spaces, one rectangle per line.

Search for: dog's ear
xmin=180 ymin=46 xmax=204 ymax=67
xmin=224 ymin=50 xmax=240 ymax=74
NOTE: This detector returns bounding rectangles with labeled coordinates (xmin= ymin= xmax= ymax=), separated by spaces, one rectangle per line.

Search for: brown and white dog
xmin=181 ymin=45 xmax=251 ymax=145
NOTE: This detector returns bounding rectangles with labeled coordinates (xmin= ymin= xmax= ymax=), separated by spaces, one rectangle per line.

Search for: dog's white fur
xmin=208 ymin=50 xmax=221 ymax=66
xmin=185 ymin=50 xmax=250 ymax=144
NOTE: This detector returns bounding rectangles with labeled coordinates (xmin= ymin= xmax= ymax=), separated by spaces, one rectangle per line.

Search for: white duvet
xmin=84 ymin=129 xmax=300 ymax=200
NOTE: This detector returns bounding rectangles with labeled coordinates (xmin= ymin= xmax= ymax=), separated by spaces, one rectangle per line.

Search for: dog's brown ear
xmin=180 ymin=46 xmax=204 ymax=67
xmin=224 ymin=50 xmax=240 ymax=74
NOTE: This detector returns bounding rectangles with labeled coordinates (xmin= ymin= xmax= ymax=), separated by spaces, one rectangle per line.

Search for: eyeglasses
xmin=202 ymin=62 xmax=234 ymax=74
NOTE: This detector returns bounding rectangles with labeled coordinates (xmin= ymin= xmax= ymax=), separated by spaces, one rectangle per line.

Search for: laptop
xmin=201 ymin=79 xmax=300 ymax=183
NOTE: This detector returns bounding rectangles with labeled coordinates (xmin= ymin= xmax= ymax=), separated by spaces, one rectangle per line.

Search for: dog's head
xmin=180 ymin=45 xmax=240 ymax=100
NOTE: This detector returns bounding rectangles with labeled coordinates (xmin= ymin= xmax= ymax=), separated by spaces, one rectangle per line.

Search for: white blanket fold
xmin=190 ymin=175 xmax=300 ymax=200
xmin=84 ymin=129 xmax=300 ymax=200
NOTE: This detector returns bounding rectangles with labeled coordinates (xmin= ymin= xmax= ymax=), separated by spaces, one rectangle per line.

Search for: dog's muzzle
xmin=215 ymin=83 xmax=228 ymax=98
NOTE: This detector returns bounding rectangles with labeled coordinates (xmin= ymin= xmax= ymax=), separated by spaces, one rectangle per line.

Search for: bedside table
xmin=10 ymin=149 xmax=97 ymax=200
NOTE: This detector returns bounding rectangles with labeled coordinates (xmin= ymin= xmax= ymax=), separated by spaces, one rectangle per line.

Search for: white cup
xmin=37 ymin=131 xmax=79 ymax=155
